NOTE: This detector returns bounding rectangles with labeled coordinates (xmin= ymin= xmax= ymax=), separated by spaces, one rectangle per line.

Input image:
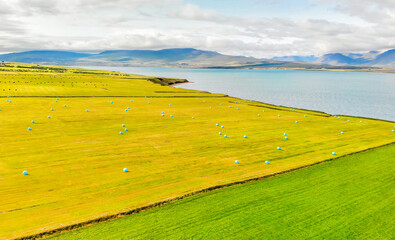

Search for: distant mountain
xmin=362 ymin=51 xmax=380 ymax=60
xmin=271 ymin=55 xmax=318 ymax=62
xmin=0 ymin=50 xmax=90 ymax=64
xmin=316 ymin=53 xmax=370 ymax=66
xmin=94 ymin=48 xmax=219 ymax=61
xmin=0 ymin=48 xmax=323 ymax=69
xmin=82 ymin=48 xmax=237 ymax=67
xmin=272 ymin=49 xmax=395 ymax=68
xmin=370 ymin=49 xmax=395 ymax=67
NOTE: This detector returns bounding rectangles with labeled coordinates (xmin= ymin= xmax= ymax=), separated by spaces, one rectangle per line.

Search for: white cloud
xmin=172 ymin=4 xmax=225 ymax=22
xmin=0 ymin=0 xmax=393 ymax=58
xmin=16 ymin=0 xmax=63 ymax=15
xmin=315 ymin=0 xmax=395 ymax=25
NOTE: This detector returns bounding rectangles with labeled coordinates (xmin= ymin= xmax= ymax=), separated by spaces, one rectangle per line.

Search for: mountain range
xmin=0 ymin=48 xmax=312 ymax=68
xmin=272 ymin=49 xmax=395 ymax=68
xmin=0 ymin=48 xmax=394 ymax=69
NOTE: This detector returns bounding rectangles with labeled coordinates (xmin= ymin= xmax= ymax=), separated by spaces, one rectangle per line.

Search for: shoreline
xmin=170 ymin=81 xmax=194 ymax=86
xmin=171 ymin=82 xmax=395 ymax=124
xmin=67 ymin=65 xmax=395 ymax=122
xmin=4 ymin=63 xmax=392 ymax=122
xmin=4 ymin=94 xmax=392 ymax=123
xmin=65 ymin=63 xmax=395 ymax=74
xmin=203 ymin=67 xmax=395 ymax=74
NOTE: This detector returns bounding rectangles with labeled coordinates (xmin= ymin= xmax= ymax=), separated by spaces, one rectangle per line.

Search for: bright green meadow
xmin=0 ymin=64 xmax=394 ymax=239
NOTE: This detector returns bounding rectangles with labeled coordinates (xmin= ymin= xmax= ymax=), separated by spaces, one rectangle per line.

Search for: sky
xmin=0 ymin=0 xmax=394 ymax=58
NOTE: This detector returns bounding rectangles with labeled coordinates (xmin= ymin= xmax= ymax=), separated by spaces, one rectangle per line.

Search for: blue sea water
xmin=77 ymin=66 xmax=395 ymax=121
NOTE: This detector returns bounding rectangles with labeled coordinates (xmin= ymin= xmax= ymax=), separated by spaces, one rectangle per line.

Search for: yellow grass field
xmin=0 ymin=64 xmax=394 ymax=239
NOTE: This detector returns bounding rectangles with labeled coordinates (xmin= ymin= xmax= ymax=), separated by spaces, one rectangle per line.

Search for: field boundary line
xmin=14 ymin=141 xmax=395 ymax=240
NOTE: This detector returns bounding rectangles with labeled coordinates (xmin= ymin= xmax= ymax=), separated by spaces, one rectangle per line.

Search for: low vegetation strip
xmin=50 ymin=143 xmax=395 ymax=240
xmin=0 ymin=64 xmax=394 ymax=239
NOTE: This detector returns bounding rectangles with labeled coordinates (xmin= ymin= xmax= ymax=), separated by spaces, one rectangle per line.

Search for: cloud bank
xmin=0 ymin=0 xmax=394 ymax=57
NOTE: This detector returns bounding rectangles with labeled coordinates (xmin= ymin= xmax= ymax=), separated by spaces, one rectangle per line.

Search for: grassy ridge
xmin=51 ymin=144 xmax=395 ymax=240
xmin=0 ymin=64 xmax=394 ymax=239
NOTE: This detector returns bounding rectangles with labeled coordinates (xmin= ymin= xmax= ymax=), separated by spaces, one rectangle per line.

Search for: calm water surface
xmin=78 ymin=66 xmax=395 ymax=121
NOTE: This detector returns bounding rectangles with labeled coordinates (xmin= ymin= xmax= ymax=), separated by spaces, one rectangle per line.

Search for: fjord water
xmin=79 ymin=66 xmax=395 ymax=121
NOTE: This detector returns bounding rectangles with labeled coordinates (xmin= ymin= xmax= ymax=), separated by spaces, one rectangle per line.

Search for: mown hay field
xmin=0 ymin=64 xmax=394 ymax=239
xmin=51 ymin=143 xmax=395 ymax=240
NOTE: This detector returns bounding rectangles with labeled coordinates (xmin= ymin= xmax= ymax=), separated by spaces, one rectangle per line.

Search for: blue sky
xmin=0 ymin=0 xmax=394 ymax=57
xmin=185 ymin=0 xmax=368 ymax=26
xmin=187 ymin=0 xmax=328 ymax=19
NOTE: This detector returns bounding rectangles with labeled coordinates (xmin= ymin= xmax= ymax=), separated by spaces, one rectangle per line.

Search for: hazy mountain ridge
xmin=0 ymin=48 xmax=393 ymax=69
xmin=272 ymin=49 xmax=395 ymax=68
xmin=0 ymin=50 xmax=90 ymax=64
xmin=0 ymin=48 xmax=321 ymax=69
xmin=81 ymin=48 xmax=272 ymax=67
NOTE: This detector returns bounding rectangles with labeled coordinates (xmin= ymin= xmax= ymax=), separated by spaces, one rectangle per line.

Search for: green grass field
xmin=50 ymin=143 xmax=395 ymax=240
xmin=0 ymin=64 xmax=394 ymax=239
